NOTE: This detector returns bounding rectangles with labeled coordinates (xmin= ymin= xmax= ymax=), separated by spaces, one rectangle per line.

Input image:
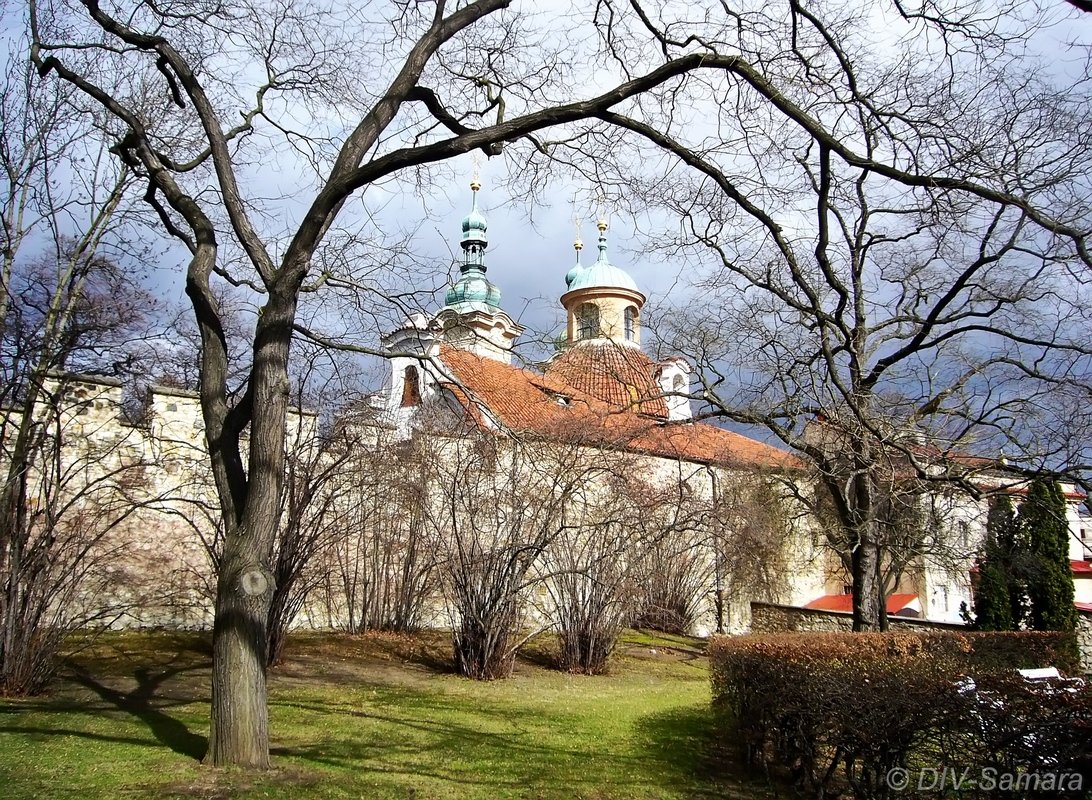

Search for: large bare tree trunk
xmin=851 ymin=536 xmax=884 ymax=632
xmin=206 ymin=289 xmax=294 ymax=766
xmin=208 ymin=526 xmax=273 ymax=768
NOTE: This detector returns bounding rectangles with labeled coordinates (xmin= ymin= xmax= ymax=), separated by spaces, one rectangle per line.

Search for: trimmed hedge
xmin=710 ymin=631 xmax=1089 ymax=799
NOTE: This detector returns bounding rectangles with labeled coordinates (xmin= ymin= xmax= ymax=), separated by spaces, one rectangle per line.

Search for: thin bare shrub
xmin=544 ymin=466 xmax=641 ymax=674
xmin=421 ymin=425 xmax=597 ymax=680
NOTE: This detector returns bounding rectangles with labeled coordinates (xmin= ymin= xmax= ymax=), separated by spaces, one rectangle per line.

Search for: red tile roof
xmin=805 ymin=593 xmax=920 ymax=614
xmin=544 ymin=342 xmax=669 ymax=417
xmin=436 ymin=346 xmax=798 ymax=469
xmin=1073 ymin=560 xmax=1092 ymax=575
xmin=1077 ymin=602 xmax=1092 ymax=613
xmin=1006 ymin=486 xmax=1088 ymax=502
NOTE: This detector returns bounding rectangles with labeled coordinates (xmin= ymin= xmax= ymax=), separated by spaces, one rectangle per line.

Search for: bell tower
xmin=436 ymin=179 xmax=523 ymax=362
xmin=560 ymin=218 xmax=646 ymax=348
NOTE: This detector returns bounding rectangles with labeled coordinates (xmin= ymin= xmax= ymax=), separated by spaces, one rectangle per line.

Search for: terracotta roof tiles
xmin=544 ymin=342 xmax=669 ymax=417
xmin=436 ymin=345 xmax=797 ymax=470
xmin=805 ymin=593 xmax=920 ymax=614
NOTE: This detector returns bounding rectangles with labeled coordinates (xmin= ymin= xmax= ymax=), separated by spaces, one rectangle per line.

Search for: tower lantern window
xmin=577 ymin=304 xmax=600 ymax=340
xmin=624 ymin=306 xmax=638 ymax=340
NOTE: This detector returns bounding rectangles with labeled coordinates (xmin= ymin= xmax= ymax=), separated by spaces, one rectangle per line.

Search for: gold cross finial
xmin=571 ymin=194 xmax=583 ymax=251
xmin=470 ymin=152 xmax=482 ymax=191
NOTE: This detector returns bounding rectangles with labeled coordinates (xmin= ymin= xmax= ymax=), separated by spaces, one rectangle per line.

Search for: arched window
xmin=624 ymin=306 xmax=638 ymax=340
xmin=577 ymin=303 xmax=600 ymax=340
xmin=672 ymin=374 xmax=685 ymax=392
xmin=400 ymin=366 xmax=421 ymax=407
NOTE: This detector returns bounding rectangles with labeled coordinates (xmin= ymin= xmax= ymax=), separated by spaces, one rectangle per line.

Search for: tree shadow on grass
xmin=65 ymin=660 xmax=209 ymax=760
xmin=11 ymin=648 xmax=212 ymax=762
xmin=634 ymin=704 xmax=786 ymax=799
xmin=514 ymin=640 xmax=560 ymax=671
xmin=0 ymin=659 xmax=208 ymax=769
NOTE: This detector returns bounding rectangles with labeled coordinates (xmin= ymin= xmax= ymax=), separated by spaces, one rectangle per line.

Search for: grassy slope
xmin=0 ymin=630 xmax=775 ymax=800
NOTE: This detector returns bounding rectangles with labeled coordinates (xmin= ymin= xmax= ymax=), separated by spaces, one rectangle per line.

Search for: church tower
xmin=435 ymin=179 xmax=524 ymax=363
xmin=378 ymin=179 xmax=523 ymax=433
xmin=547 ymin=215 xmax=693 ymax=421
xmin=560 ymin=218 xmax=645 ymax=347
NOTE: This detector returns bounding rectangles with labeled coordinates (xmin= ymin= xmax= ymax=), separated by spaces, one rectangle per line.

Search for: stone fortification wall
xmin=2 ymin=375 xmax=323 ymax=630
xmin=750 ymin=601 xmax=967 ymax=634
xmin=1078 ymin=611 xmax=1092 ymax=675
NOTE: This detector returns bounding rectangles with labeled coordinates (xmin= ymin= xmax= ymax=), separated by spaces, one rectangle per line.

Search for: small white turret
xmin=657 ymin=358 xmax=693 ymax=421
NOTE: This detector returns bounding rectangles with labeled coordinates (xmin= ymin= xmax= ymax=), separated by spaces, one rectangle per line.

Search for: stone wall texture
xmin=1078 ymin=611 xmax=1092 ymax=675
xmin=751 ymin=601 xmax=977 ymax=634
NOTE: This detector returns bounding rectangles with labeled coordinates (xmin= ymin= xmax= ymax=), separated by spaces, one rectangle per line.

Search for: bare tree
xmin=26 ymin=0 xmax=779 ymax=765
xmin=0 ymin=26 xmax=155 ymax=692
xmin=264 ymin=416 xmax=341 ymax=666
xmin=542 ymin=459 xmax=642 ymax=675
xmin=0 ymin=256 xmax=154 ymax=694
xmin=626 ymin=465 xmax=721 ymax=635
xmin=29 ymin=0 xmax=1091 ymax=763
xmin=417 ymin=425 xmax=600 ymax=680
xmin=558 ymin=0 xmax=1092 ymax=631
xmin=320 ymin=427 xmax=439 ymax=636
xmin=0 ymin=386 xmax=146 ymax=694
xmin=709 ymin=474 xmax=792 ymax=633
xmin=544 ymin=459 xmax=792 ymax=666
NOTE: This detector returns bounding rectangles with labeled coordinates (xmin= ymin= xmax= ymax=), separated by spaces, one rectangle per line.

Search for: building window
xmin=624 ymin=306 xmax=638 ymax=340
xmin=577 ymin=303 xmax=599 ymax=340
xmin=400 ymin=366 xmax=421 ymax=407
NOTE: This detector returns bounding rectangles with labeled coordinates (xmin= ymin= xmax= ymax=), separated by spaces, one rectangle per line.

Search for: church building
xmin=373 ymin=181 xmax=827 ymax=635
xmin=376 ymin=180 xmax=798 ymax=474
xmin=372 ymin=181 xmax=1092 ymax=641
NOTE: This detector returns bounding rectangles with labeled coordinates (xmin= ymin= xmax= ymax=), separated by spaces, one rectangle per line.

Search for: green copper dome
xmin=565 ymin=262 xmax=583 ymax=287
xmin=462 ymin=209 xmax=487 ymax=242
xmin=565 ymin=222 xmax=640 ymax=294
xmin=564 ymin=236 xmax=585 ymax=287
xmin=461 ymin=178 xmax=488 ymax=247
xmin=446 ymin=180 xmax=501 ymax=312
xmin=445 ymin=267 xmax=501 ymax=311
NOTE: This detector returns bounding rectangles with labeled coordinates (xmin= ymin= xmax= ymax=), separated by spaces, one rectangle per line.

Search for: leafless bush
xmin=543 ymin=467 xmax=641 ymax=674
xmin=265 ymin=415 xmax=350 ymax=666
xmin=628 ymin=470 xmax=791 ymax=636
xmin=420 ymin=428 xmax=596 ymax=680
xmin=320 ymin=430 xmax=439 ymax=635
xmin=710 ymin=476 xmax=792 ymax=632
xmin=629 ymin=472 xmax=715 ymax=634
xmin=1 ymin=382 xmax=152 ymax=694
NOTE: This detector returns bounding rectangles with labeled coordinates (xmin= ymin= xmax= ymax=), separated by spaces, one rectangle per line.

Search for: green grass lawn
xmin=0 ymin=629 xmax=778 ymax=799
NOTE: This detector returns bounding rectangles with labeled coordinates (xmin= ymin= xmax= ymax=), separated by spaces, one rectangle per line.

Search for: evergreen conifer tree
xmin=1019 ymin=480 xmax=1078 ymax=633
xmin=971 ymin=494 xmax=1020 ymax=630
